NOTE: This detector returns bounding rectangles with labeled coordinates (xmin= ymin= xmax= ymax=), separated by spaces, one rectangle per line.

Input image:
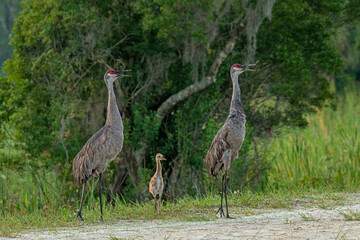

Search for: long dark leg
xmin=98 ymin=173 xmax=103 ymax=221
xmin=216 ymin=174 xmax=225 ymax=217
xmin=76 ymin=182 xmax=86 ymax=221
xmin=224 ymin=171 xmax=230 ymax=218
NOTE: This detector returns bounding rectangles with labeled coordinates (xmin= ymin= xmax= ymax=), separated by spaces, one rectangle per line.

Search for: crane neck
xmin=230 ymin=71 xmax=243 ymax=112
xmin=155 ymin=159 xmax=162 ymax=177
xmin=105 ymin=81 xmax=123 ymax=127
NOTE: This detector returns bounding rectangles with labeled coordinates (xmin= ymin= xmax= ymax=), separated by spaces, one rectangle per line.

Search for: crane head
xmin=156 ymin=153 xmax=166 ymax=161
xmin=231 ymin=63 xmax=256 ymax=75
xmin=104 ymin=69 xmax=131 ymax=83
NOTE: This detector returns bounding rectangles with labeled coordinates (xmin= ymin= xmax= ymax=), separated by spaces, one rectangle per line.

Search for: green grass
xmin=0 ymin=165 xmax=75 ymax=216
xmin=269 ymin=85 xmax=360 ymax=189
xmin=0 ymin=187 xmax=356 ymax=237
xmin=338 ymin=208 xmax=360 ymax=221
xmin=298 ymin=212 xmax=317 ymax=221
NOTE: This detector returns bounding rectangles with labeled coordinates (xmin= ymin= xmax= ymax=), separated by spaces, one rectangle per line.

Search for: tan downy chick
xmin=149 ymin=153 xmax=166 ymax=214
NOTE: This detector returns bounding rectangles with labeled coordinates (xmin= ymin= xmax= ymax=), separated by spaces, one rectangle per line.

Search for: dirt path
xmin=4 ymin=203 xmax=360 ymax=240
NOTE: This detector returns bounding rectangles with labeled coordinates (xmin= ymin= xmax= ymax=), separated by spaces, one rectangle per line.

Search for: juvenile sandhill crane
xmin=205 ymin=63 xmax=255 ymax=218
xmin=73 ymin=69 xmax=128 ymax=221
xmin=149 ymin=153 xmax=166 ymax=214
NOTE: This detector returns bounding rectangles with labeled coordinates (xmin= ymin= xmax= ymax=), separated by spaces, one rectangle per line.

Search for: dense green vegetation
xmin=270 ymin=84 xmax=360 ymax=189
xmin=0 ymin=0 xmax=360 ymax=235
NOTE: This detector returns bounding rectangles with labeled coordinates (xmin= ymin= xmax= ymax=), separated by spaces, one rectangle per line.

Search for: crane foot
xmin=216 ymin=205 xmax=225 ymax=218
xmin=76 ymin=211 xmax=84 ymax=221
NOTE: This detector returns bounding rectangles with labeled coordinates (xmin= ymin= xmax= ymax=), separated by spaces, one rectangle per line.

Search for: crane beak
xmin=240 ymin=64 xmax=256 ymax=71
xmin=161 ymin=156 xmax=166 ymax=161
xmin=115 ymin=69 xmax=131 ymax=77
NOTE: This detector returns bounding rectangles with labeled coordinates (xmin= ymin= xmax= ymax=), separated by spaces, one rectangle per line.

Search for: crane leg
xmin=224 ymin=172 xmax=230 ymax=218
xmin=98 ymin=173 xmax=103 ymax=221
xmin=158 ymin=194 xmax=162 ymax=215
xmin=76 ymin=182 xmax=86 ymax=221
xmin=216 ymin=174 xmax=225 ymax=217
xmin=154 ymin=196 xmax=157 ymax=213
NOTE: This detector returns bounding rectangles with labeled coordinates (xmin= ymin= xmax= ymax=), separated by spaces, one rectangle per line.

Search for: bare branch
xmin=2 ymin=123 xmax=15 ymax=141
xmin=155 ymin=20 xmax=247 ymax=121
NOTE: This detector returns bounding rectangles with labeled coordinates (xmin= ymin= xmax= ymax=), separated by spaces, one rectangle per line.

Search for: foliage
xmin=332 ymin=23 xmax=360 ymax=90
xmin=244 ymin=0 xmax=346 ymax=132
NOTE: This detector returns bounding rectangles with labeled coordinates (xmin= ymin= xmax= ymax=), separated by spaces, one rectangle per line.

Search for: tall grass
xmin=269 ymin=84 xmax=360 ymax=189
xmin=0 ymin=166 xmax=66 ymax=215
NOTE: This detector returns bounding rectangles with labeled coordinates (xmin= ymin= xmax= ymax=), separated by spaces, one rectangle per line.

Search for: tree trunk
xmin=168 ymin=155 xmax=183 ymax=196
xmin=112 ymin=142 xmax=139 ymax=194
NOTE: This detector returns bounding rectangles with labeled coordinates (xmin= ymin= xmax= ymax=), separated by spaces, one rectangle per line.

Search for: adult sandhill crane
xmin=205 ymin=63 xmax=255 ymax=218
xmin=149 ymin=153 xmax=166 ymax=214
xmin=73 ymin=69 xmax=128 ymax=221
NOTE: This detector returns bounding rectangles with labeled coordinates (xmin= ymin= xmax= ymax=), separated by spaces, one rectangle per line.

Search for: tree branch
xmin=155 ymin=20 xmax=247 ymax=121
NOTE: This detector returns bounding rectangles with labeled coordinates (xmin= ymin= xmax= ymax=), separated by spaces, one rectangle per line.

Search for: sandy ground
xmin=3 ymin=203 xmax=360 ymax=240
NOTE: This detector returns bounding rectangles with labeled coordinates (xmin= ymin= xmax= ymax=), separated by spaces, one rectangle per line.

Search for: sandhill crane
xmin=73 ymin=69 xmax=128 ymax=221
xmin=149 ymin=153 xmax=166 ymax=214
xmin=205 ymin=63 xmax=255 ymax=218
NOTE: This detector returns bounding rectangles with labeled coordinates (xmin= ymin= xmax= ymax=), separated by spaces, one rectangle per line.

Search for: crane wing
xmin=72 ymin=126 xmax=109 ymax=185
xmin=204 ymin=124 xmax=230 ymax=178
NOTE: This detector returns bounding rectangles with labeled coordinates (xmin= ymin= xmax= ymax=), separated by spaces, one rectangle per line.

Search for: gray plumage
xmin=73 ymin=69 xmax=125 ymax=221
xmin=204 ymin=63 xmax=254 ymax=218
xmin=72 ymin=123 xmax=123 ymax=184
